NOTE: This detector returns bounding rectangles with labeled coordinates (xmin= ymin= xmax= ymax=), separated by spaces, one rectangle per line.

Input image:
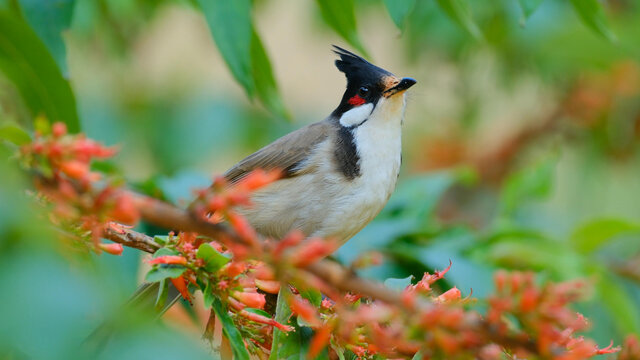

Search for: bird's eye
xmin=358 ymin=86 xmax=369 ymax=97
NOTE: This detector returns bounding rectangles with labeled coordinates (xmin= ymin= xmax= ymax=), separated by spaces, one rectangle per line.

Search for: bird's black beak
xmin=382 ymin=77 xmax=417 ymax=98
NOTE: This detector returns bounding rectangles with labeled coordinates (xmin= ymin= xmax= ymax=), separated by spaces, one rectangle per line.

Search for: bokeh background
xmin=1 ymin=0 xmax=639 ymax=359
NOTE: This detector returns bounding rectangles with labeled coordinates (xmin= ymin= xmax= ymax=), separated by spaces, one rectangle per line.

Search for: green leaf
xmin=270 ymin=286 xmax=297 ymax=360
xmin=197 ymin=0 xmax=254 ymax=96
xmin=154 ymin=278 xmax=169 ymax=311
xmin=243 ymin=307 xmax=272 ymax=318
xmin=145 ymin=265 xmax=186 ymax=283
xmin=383 ymin=0 xmax=416 ymax=31
xmin=250 ymin=31 xmax=289 ymax=120
xmin=518 ymin=0 xmax=545 ymax=23
xmin=596 ymin=275 xmax=640 ymax=335
xmin=153 ymin=235 xmax=169 ymax=246
xmin=203 ymin=281 xmax=214 ymax=308
xmin=17 ymin=0 xmax=75 ymax=74
xmin=435 ymin=0 xmax=482 ymax=40
xmin=0 ymin=122 xmax=31 ymax=145
xmin=0 ymin=11 xmax=80 ymax=132
xmin=196 ymin=243 xmax=230 ymax=272
xmin=384 ymin=276 xmax=413 ymax=291
xmin=315 ymin=0 xmax=368 ymax=57
xmin=570 ymin=218 xmax=640 ymax=254
xmin=569 ymin=0 xmax=616 ymax=42
xmin=299 ymin=288 xmax=322 ymax=307
xmin=153 ymin=247 xmax=180 ymax=258
xmin=212 ymin=297 xmax=251 ymax=360
xmin=500 ymin=155 xmax=557 ymax=215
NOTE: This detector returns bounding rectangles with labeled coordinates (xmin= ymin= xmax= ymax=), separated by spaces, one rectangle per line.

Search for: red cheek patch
xmin=348 ymin=95 xmax=366 ymax=106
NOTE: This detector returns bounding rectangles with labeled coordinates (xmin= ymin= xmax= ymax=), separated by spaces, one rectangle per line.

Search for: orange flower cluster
xmin=21 ymin=124 xmax=632 ymax=360
xmin=22 ymin=122 xmax=138 ymax=252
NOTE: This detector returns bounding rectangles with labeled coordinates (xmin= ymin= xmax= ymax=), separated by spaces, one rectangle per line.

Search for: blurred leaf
xmin=383 ymin=0 xmax=416 ymax=31
xmin=500 ymin=155 xmax=556 ymax=215
xmin=569 ymin=0 xmax=616 ymax=42
xmin=145 ymin=265 xmax=186 ymax=282
xmin=250 ymin=31 xmax=289 ymax=119
xmin=435 ymin=0 xmax=482 ymax=40
xmin=570 ymin=218 xmax=640 ymax=254
xmin=196 ymin=242 xmax=230 ymax=272
xmin=197 ymin=0 xmax=254 ymax=96
xmin=315 ymin=0 xmax=368 ymax=56
xmin=518 ymin=0 xmax=544 ymax=23
xmin=0 ymin=11 xmax=80 ymax=132
xmin=0 ymin=122 xmax=31 ymax=145
xmin=300 ymin=288 xmax=322 ymax=307
xmin=212 ymin=297 xmax=251 ymax=360
xmin=17 ymin=0 xmax=75 ymax=74
xmin=596 ymin=276 xmax=640 ymax=335
xmin=384 ymin=276 xmax=413 ymax=291
xmin=153 ymin=247 xmax=180 ymax=257
xmin=270 ymin=286 xmax=305 ymax=360
xmin=154 ymin=278 xmax=168 ymax=311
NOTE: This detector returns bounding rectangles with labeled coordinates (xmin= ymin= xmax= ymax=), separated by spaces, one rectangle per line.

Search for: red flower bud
xmin=308 ymin=324 xmax=332 ymax=359
xmin=291 ymin=238 xmax=337 ymax=267
xmin=98 ymin=242 xmax=123 ymax=255
xmin=52 ymin=122 xmax=67 ymax=137
xmin=289 ymin=297 xmax=321 ymax=327
xmin=255 ymin=279 xmax=280 ymax=294
xmin=148 ymin=255 xmax=188 ymax=266
xmin=170 ymin=276 xmax=192 ymax=304
xmin=437 ymin=287 xmax=462 ymax=302
xmin=232 ymin=291 xmax=266 ymax=309
xmin=59 ymin=160 xmax=89 ymax=179
xmin=109 ymin=194 xmax=140 ymax=225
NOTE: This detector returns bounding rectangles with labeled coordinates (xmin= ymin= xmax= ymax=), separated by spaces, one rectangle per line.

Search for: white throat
xmin=338 ymin=103 xmax=374 ymax=127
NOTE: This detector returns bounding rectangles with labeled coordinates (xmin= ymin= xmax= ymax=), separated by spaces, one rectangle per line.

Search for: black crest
xmin=333 ymin=45 xmax=393 ymax=84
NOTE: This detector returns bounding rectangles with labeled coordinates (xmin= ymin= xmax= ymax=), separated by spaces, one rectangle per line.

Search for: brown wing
xmin=224 ymin=120 xmax=333 ymax=183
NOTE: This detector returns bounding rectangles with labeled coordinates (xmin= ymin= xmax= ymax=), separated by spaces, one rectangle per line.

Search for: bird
xmin=225 ymin=45 xmax=416 ymax=244
xmin=85 ymin=46 xmax=416 ymax=351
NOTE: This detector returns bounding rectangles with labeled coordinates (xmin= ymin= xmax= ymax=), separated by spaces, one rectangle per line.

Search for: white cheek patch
xmin=339 ymin=103 xmax=374 ymax=127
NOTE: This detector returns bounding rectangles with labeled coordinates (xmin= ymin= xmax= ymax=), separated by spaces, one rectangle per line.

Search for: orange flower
xmin=59 ymin=160 xmax=89 ymax=179
xmin=232 ymin=291 xmax=266 ymax=309
xmin=52 ymin=122 xmax=67 ymax=137
xmin=170 ymin=276 xmax=191 ymax=303
xmin=98 ymin=242 xmax=123 ymax=255
xmin=307 ymin=324 xmax=332 ymax=359
xmin=148 ymin=255 xmax=188 ymax=266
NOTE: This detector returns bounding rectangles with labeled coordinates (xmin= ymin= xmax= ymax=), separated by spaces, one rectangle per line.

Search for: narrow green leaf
xmin=315 ymin=0 xmax=368 ymax=57
xmin=212 ymin=297 xmax=251 ymax=360
xmin=0 ymin=122 xmax=31 ymax=145
xmin=570 ymin=218 xmax=640 ymax=254
xmin=435 ymin=0 xmax=482 ymax=40
xmin=197 ymin=0 xmax=254 ymax=96
xmin=569 ymin=0 xmax=616 ymax=42
xmin=383 ymin=0 xmax=416 ymax=31
xmin=154 ymin=278 xmax=169 ymax=311
xmin=243 ymin=307 xmax=272 ymax=318
xmin=18 ymin=0 xmax=75 ymax=74
xmin=270 ymin=286 xmax=295 ymax=360
xmin=203 ymin=281 xmax=214 ymax=308
xmin=0 ymin=11 xmax=80 ymax=132
xmin=196 ymin=243 xmax=230 ymax=272
xmin=250 ymin=31 xmax=289 ymax=120
xmin=145 ymin=265 xmax=186 ymax=283
xmin=153 ymin=235 xmax=169 ymax=246
xmin=518 ymin=0 xmax=545 ymax=22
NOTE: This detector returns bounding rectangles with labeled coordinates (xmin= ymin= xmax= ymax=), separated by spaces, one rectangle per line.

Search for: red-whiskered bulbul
xmin=227 ymin=46 xmax=416 ymax=244
xmin=85 ymin=47 xmax=416 ymax=349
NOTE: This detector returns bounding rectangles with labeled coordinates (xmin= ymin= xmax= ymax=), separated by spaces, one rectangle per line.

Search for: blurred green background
xmin=1 ymin=0 xmax=639 ymax=359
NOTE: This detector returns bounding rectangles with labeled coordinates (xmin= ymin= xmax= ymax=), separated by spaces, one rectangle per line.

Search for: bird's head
xmin=331 ymin=46 xmax=416 ymax=127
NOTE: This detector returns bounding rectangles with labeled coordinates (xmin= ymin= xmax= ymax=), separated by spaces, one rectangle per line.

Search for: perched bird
xmin=226 ymin=46 xmax=416 ymax=244
xmin=85 ymin=47 xmax=415 ymax=351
